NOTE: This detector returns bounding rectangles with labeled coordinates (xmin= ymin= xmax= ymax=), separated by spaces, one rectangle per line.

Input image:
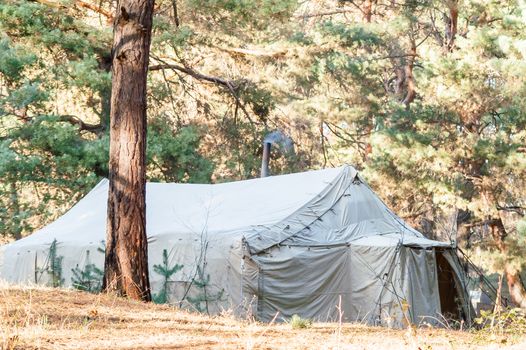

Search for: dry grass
xmin=0 ymin=286 xmax=525 ymax=350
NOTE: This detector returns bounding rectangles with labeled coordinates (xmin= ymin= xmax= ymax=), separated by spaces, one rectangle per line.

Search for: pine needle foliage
xmin=71 ymin=250 xmax=103 ymax=292
xmin=35 ymin=239 xmax=64 ymax=287
xmin=187 ymin=265 xmax=225 ymax=314
xmin=152 ymin=249 xmax=183 ymax=304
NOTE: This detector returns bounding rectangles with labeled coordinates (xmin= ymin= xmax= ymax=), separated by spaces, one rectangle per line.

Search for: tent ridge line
xmin=244 ymin=166 xmax=357 ymax=254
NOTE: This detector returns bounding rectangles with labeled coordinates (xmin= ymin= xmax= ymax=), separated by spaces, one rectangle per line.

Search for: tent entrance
xmin=436 ymin=251 xmax=463 ymax=321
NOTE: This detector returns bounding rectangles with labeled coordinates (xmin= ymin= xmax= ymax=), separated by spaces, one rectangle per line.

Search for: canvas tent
xmin=0 ymin=165 xmax=472 ymax=326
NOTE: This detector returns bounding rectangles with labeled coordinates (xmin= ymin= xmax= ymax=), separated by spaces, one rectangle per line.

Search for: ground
xmin=0 ymin=286 xmax=525 ymax=350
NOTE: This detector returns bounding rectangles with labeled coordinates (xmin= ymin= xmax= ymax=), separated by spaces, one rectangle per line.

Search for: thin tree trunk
xmin=488 ymin=214 xmax=526 ymax=308
xmin=505 ymin=265 xmax=526 ymax=308
xmin=171 ymin=0 xmax=179 ymax=27
xmin=445 ymin=0 xmax=458 ymax=51
xmin=10 ymin=181 xmax=22 ymax=240
xmin=401 ymin=42 xmax=416 ymax=108
xmin=102 ymin=0 xmax=155 ymax=302
xmin=362 ymin=0 xmax=375 ymax=160
xmin=363 ymin=0 xmax=375 ymax=23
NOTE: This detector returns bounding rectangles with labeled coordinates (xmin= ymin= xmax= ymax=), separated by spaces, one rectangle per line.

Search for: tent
xmin=0 ymin=165 xmax=472 ymax=326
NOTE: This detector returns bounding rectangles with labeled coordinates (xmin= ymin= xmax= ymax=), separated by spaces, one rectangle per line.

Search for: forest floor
xmin=0 ymin=286 xmax=525 ymax=350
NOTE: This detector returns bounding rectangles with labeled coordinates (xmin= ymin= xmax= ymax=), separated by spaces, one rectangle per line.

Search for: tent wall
xmin=0 ymin=166 xmax=473 ymax=327
xmin=1 ymin=234 xmax=472 ymax=328
xmin=0 ymin=242 xmax=104 ymax=287
xmin=243 ymin=244 xmax=458 ymax=327
xmin=402 ymin=248 xmax=442 ymax=326
xmin=250 ymin=245 xmax=352 ymax=322
xmin=348 ymin=245 xmax=399 ymax=325
xmin=147 ymin=232 xmax=242 ymax=314
xmin=0 ymin=235 xmax=242 ymax=315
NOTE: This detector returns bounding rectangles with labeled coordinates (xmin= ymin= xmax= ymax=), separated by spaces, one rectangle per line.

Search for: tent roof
xmin=243 ymin=165 xmax=450 ymax=253
xmin=12 ymin=167 xmax=345 ymax=246
xmin=6 ymin=165 xmax=451 ymax=249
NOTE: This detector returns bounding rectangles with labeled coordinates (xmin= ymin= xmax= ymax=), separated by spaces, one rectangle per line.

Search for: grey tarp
xmin=239 ymin=166 xmax=470 ymax=325
xmin=0 ymin=165 xmax=472 ymax=326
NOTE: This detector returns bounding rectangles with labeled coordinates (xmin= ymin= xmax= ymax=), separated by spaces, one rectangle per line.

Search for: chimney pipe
xmin=261 ymin=142 xmax=271 ymax=177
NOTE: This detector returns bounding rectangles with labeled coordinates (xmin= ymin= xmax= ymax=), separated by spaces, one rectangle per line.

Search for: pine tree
xmin=71 ymin=250 xmax=104 ymax=292
xmin=152 ymin=249 xmax=183 ymax=304
xmin=35 ymin=239 xmax=64 ymax=287
xmin=102 ymin=0 xmax=156 ymax=301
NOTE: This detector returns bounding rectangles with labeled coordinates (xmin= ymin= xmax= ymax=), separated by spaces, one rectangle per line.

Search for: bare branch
xmin=149 ymin=64 xmax=235 ymax=88
xmin=497 ymin=205 xmax=525 ymax=216
xmin=295 ymin=7 xmax=358 ymax=19
xmin=76 ymin=0 xmax=113 ymax=21
xmin=218 ymin=47 xmax=287 ymax=58
xmin=148 ymin=61 xmax=256 ymax=125
xmin=58 ymin=115 xmax=104 ymax=132
xmin=31 ymin=0 xmax=113 ymax=22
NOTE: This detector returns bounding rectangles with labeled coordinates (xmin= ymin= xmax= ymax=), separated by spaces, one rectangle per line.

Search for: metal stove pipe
xmin=261 ymin=142 xmax=271 ymax=177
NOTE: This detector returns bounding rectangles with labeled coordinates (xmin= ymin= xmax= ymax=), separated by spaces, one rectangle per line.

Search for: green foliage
xmin=0 ymin=115 xmax=109 ymax=184
xmin=518 ymin=219 xmax=526 ymax=237
xmin=71 ymin=250 xmax=103 ymax=293
xmin=187 ymin=265 xmax=224 ymax=314
xmin=152 ymin=249 xmax=183 ymax=304
xmin=2 ymin=81 xmax=48 ymax=111
xmin=36 ymin=239 xmax=64 ymax=287
xmin=65 ymin=56 xmax=111 ymax=93
xmin=147 ymin=122 xmax=213 ymax=183
xmin=0 ymin=38 xmax=37 ymax=81
xmin=474 ymin=308 xmax=526 ymax=335
xmin=187 ymin=0 xmax=297 ymax=29
xmin=0 ymin=0 xmax=111 ymax=56
xmin=153 ymin=24 xmax=194 ymax=49
xmin=237 ymin=82 xmax=275 ymax=120
xmin=320 ymin=21 xmax=382 ymax=47
xmin=288 ymin=314 xmax=313 ymax=329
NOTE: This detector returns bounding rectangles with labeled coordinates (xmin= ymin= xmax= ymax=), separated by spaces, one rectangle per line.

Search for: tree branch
xmin=58 ymin=115 xmax=104 ymax=132
xmin=149 ymin=64 xmax=237 ymax=88
xmin=218 ymin=47 xmax=287 ymax=58
xmin=148 ymin=61 xmax=256 ymax=125
xmin=294 ymin=7 xmax=358 ymax=19
xmin=76 ymin=0 xmax=114 ymax=21
xmin=30 ymin=0 xmax=113 ymax=22
xmin=497 ymin=205 xmax=525 ymax=216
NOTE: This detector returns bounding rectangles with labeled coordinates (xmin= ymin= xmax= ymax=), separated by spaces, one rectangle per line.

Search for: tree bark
xmin=171 ymin=0 xmax=179 ymax=27
xmin=505 ymin=265 xmax=526 ymax=308
xmin=10 ymin=181 xmax=22 ymax=241
xmin=363 ymin=0 xmax=375 ymax=23
xmin=401 ymin=42 xmax=417 ymax=108
xmin=484 ymin=193 xmax=526 ymax=308
xmin=445 ymin=0 xmax=458 ymax=51
xmin=102 ymin=0 xmax=155 ymax=302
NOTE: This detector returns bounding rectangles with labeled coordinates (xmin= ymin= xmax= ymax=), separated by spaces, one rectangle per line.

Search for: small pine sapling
xmin=152 ymin=249 xmax=183 ymax=304
xmin=187 ymin=265 xmax=225 ymax=314
xmin=71 ymin=250 xmax=104 ymax=292
xmin=36 ymin=239 xmax=64 ymax=287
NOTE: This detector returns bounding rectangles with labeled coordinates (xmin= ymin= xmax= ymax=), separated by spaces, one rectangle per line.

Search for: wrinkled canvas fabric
xmin=0 ymin=165 xmax=471 ymax=326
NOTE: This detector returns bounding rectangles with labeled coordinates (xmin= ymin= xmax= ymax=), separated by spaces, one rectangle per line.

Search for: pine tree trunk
xmin=102 ymin=0 xmax=155 ymax=302
xmin=488 ymin=214 xmax=526 ymax=308
xmin=505 ymin=265 xmax=526 ymax=308
xmin=363 ymin=0 xmax=374 ymax=23
xmin=10 ymin=181 xmax=22 ymax=240
xmin=445 ymin=0 xmax=458 ymax=51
